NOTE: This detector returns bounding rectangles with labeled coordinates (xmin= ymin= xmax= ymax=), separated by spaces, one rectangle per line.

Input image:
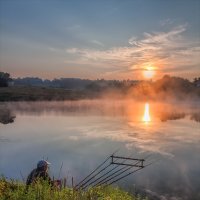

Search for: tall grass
xmin=0 ymin=177 xmax=148 ymax=200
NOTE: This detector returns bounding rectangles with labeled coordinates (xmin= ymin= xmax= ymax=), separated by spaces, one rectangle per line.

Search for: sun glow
xmin=143 ymin=66 xmax=155 ymax=79
xmin=142 ymin=103 xmax=151 ymax=123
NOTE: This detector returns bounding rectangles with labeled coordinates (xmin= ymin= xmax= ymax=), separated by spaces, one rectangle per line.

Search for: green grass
xmin=0 ymin=177 xmax=148 ymax=200
xmin=0 ymin=86 xmax=93 ymax=101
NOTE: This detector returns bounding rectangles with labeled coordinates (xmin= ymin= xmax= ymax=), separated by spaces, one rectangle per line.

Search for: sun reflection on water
xmin=142 ymin=103 xmax=151 ymax=123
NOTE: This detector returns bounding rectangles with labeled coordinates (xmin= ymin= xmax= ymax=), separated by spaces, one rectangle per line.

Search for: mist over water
xmin=0 ymin=100 xmax=200 ymax=200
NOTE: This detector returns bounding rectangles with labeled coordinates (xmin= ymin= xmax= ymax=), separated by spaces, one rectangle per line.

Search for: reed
xmin=0 ymin=176 xmax=148 ymax=200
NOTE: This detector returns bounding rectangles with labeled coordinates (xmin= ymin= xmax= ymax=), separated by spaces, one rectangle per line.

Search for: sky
xmin=0 ymin=0 xmax=200 ymax=80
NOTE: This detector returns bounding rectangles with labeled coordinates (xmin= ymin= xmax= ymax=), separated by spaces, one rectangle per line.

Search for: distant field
xmin=0 ymin=86 xmax=94 ymax=101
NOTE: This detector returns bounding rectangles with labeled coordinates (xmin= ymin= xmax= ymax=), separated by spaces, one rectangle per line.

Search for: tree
xmin=193 ymin=77 xmax=200 ymax=86
xmin=0 ymin=72 xmax=12 ymax=87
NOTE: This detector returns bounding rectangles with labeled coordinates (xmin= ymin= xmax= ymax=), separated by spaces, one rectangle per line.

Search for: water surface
xmin=0 ymin=100 xmax=200 ymax=200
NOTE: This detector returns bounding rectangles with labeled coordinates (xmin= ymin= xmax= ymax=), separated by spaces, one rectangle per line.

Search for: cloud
xmin=128 ymin=36 xmax=137 ymax=45
xmin=160 ymin=18 xmax=174 ymax=26
xmin=65 ymin=24 xmax=200 ymax=78
xmin=48 ymin=47 xmax=62 ymax=52
xmin=91 ymin=40 xmax=104 ymax=47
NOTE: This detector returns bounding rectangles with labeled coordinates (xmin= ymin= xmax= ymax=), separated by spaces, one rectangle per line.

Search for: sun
xmin=143 ymin=66 xmax=155 ymax=79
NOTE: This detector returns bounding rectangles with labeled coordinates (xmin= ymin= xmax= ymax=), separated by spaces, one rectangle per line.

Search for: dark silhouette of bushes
xmin=0 ymin=72 xmax=12 ymax=87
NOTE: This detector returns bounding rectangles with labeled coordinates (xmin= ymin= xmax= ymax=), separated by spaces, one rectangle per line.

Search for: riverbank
xmin=0 ymin=177 xmax=147 ymax=200
xmin=0 ymin=86 xmax=94 ymax=101
xmin=1 ymin=80 xmax=200 ymax=102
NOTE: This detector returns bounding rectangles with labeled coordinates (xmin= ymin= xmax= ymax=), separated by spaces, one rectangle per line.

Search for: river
xmin=0 ymin=100 xmax=200 ymax=200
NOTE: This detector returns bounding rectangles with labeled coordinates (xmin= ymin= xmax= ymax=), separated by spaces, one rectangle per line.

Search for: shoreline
xmin=0 ymin=85 xmax=200 ymax=102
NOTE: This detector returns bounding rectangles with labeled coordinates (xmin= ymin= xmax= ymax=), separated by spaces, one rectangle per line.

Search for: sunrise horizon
xmin=1 ymin=1 xmax=200 ymax=81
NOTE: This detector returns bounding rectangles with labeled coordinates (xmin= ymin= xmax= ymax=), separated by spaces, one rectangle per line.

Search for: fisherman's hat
xmin=37 ymin=160 xmax=51 ymax=168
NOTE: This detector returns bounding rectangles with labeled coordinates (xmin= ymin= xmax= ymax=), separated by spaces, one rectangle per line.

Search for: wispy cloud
xmin=66 ymin=24 xmax=200 ymax=79
xmin=159 ymin=18 xmax=174 ymax=26
xmin=48 ymin=47 xmax=63 ymax=52
xmin=90 ymin=40 xmax=104 ymax=47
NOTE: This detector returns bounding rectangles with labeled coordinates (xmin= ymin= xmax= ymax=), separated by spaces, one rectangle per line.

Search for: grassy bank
xmin=0 ymin=86 xmax=95 ymax=101
xmin=0 ymin=177 xmax=147 ymax=200
xmin=1 ymin=82 xmax=200 ymax=102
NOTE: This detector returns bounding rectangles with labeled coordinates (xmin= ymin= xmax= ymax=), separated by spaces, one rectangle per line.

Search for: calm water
xmin=0 ymin=100 xmax=200 ymax=200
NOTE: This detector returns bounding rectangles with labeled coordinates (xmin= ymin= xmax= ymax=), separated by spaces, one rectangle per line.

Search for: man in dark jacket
xmin=26 ymin=160 xmax=52 ymax=185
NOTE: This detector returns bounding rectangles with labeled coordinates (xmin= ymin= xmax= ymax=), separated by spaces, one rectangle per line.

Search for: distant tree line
xmin=193 ymin=77 xmax=200 ymax=87
xmin=0 ymin=72 xmax=12 ymax=87
xmin=13 ymin=77 xmax=140 ymax=90
xmin=14 ymin=77 xmax=92 ymax=89
xmin=127 ymin=75 xmax=200 ymax=100
xmin=1 ymin=71 xmax=200 ymax=100
xmin=13 ymin=75 xmax=200 ymax=91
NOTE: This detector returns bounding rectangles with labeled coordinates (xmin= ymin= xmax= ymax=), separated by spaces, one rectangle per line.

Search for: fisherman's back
xmin=26 ymin=168 xmax=51 ymax=185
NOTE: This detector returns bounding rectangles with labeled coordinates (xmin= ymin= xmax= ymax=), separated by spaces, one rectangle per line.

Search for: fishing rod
xmin=106 ymin=167 xmax=143 ymax=186
xmin=81 ymin=152 xmax=136 ymax=189
xmin=93 ymin=154 xmax=152 ymax=187
xmin=78 ymin=162 xmax=112 ymax=189
xmin=81 ymin=153 xmax=152 ymax=189
xmin=105 ymin=159 xmax=160 ymax=186
xmin=77 ymin=151 xmax=153 ymax=190
xmin=78 ymin=155 xmax=124 ymax=189
xmin=75 ymin=149 xmax=119 ymax=189
xmin=85 ymin=165 xmax=131 ymax=189
xmin=94 ymin=161 xmax=141 ymax=187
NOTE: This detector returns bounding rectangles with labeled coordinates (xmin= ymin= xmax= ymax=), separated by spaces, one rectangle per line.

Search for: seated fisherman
xmin=26 ymin=160 xmax=52 ymax=185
